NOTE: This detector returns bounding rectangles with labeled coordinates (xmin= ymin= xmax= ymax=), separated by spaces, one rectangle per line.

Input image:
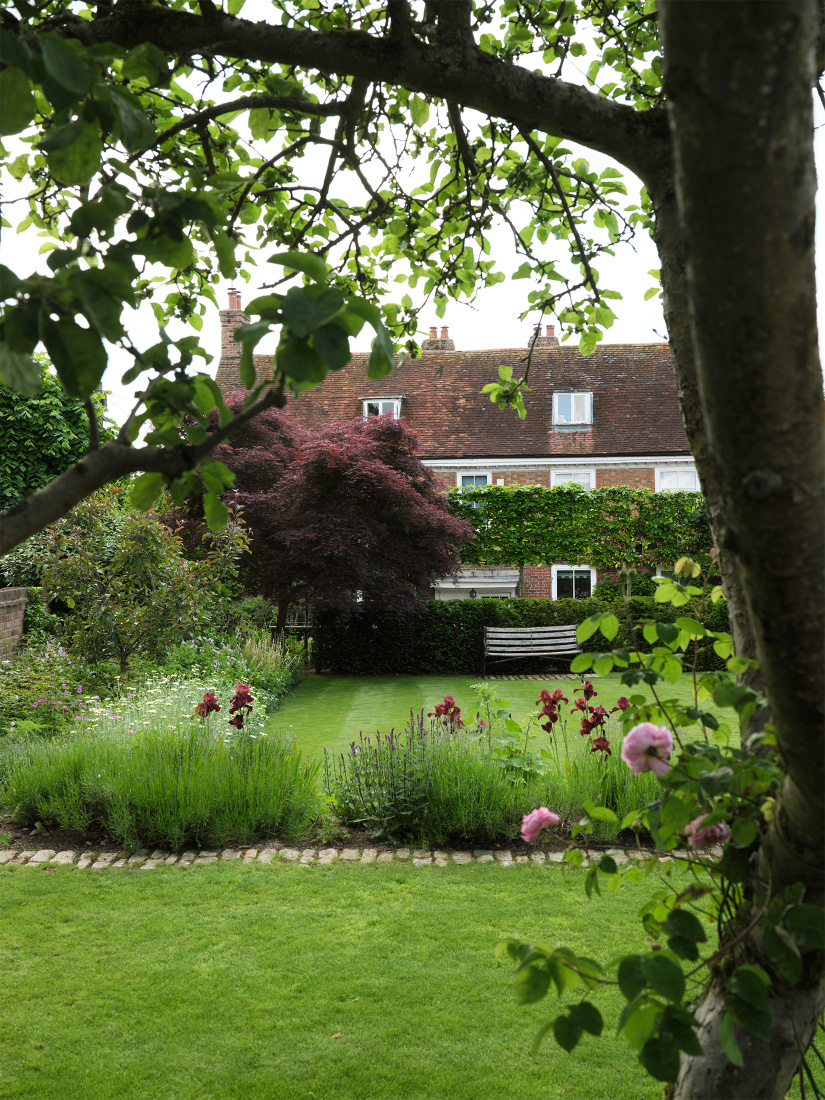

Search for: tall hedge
xmin=314 ymin=596 xmax=730 ymax=676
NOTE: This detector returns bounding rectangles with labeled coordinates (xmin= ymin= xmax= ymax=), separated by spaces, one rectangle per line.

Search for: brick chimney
xmin=529 ymin=323 xmax=560 ymax=348
xmin=422 ymin=322 xmax=455 ymax=352
xmin=214 ymin=287 xmax=251 ymax=393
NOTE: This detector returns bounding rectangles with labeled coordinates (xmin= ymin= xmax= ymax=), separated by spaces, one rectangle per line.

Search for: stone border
xmin=0 ymin=845 xmax=719 ymax=870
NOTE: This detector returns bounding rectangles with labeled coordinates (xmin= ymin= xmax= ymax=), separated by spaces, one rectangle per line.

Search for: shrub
xmin=315 ymin=597 xmax=729 ymax=675
xmin=0 ymin=674 xmax=320 ymax=848
xmin=0 ymin=642 xmax=119 ymax=739
xmin=161 ymin=630 xmax=300 ymax=710
xmin=323 ymin=709 xmax=551 ymax=845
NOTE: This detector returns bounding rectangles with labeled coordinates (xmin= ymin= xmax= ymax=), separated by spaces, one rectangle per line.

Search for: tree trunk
xmin=274 ymin=598 xmax=290 ymax=644
xmin=658 ymin=3 xmax=825 ymax=1094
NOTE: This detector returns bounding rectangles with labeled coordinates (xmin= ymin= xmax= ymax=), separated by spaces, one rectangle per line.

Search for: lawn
xmin=1 ymin=859 xmax=674 ymax=1100
xmin=271 ymin=672 xmax=722 ymax=764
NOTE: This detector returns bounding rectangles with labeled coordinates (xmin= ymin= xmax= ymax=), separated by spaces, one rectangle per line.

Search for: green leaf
xmin=642 ymin=956 xmax=685 ymax=1003
xmin=0 ymin=344 xmax=40 ymax=395
xmin=569 ymin=1001 xmax=603 ymax=1036
xmin=40 ymin=317 xmax=107 ymax=396
xmin=718 ymin=1012 xmax=744 ymax=1067
xmin=583 ymin=803 xmax=618 ymax=824
xmin=47 ymin=121 xmax=103 ymax=185
xmin=514 ymin=963 xmax=550 ymax=1005
xmin=282 ymin=286 xmax=346 ymax=338
xmin=41 ymin=34 xmax=98 ymax=98
xmin=553 ymin=1014 xmax=582 ymax=1052
xmin=203 ymin=492 xmax=229 ymax=532
xmin=312 ymin=323 xmax=351 ymax=372
xmin=410 ymin=95 xmax=430 ymax=127
xmin=570 ymin=653 xmax=593 ymax=673
xmin=656 ymin=622 xmax=680 ymax=646
xmin=785 ymin=904 xmax=825 ymax=949
xmin=662 ymin=909 xmax=707 ymax=945
xmin=110 ymin=89 xmax=156 ymax=151
xmin=593 ymin=655 xmax=615 ymax=677
xmin=617 ymin=956 xmax=647 ymax=1001
xmin=620 ymin=999 xmax=661 ymax=1051
xmin=599 ymin=614 xmax=619 ymax=642
xmin=640 ymin=1035 xmax=681 ymax=1082
xmin=269 ymin=250 xmax=330 ymax=282
xmin=577 ymin=616 xmax=600 ymax=643
xmin=130 ymin=472 xmax=166 ymax=510
xmin=277 ymin=337 xmax=328 ymax=390
xmin=0 ymin=67 xmax=36 ymax=135
xmin=730 ymin=818 xmax=758 ymax=847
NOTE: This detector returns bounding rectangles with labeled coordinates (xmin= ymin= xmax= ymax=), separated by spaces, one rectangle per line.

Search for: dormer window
xmin=363 ymin=397 xmax=401 ymax=418
xmin=553 ymin=391 xmax=592 ymax=426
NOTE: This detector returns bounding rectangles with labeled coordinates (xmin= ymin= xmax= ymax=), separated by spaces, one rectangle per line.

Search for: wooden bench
xmin=482 ymin=625 xmax=581 ymax=676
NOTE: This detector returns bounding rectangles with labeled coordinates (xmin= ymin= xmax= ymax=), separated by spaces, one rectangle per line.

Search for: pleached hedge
xmin=314 ymin=597 xmax=730 ymax=676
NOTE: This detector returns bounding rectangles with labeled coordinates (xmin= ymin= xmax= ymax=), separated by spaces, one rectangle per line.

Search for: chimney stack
xmin=528 ymin=323 xmax=560 ymax=348
xmin=422 ymin=321 xmax=455 ymax=353
xmin=214 ymin=288 xmax=252 ymax=393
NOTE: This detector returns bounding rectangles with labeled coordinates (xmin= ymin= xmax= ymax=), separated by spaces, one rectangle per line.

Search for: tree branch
xmin=60 ymin=8 xmax=668 ymax=184
xmin=0 ymin=386 xmax=285 ymax=556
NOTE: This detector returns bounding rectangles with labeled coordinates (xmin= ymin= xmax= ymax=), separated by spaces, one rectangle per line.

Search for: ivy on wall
xmin=447 ymin=485 xmax=712 ymax=574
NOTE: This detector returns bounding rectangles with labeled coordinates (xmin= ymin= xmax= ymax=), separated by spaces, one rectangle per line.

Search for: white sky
xmin=1 ymin=17 xmax=823 ymax=428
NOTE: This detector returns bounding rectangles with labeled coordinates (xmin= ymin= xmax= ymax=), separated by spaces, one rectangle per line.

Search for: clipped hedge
xmin=315 ymin=597 xmax=730 ymax=676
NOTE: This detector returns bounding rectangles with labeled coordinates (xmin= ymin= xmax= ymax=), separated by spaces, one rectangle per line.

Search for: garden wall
xmin=0 ymin=588 xmax=28 ymax=657
xmin=315 ymin=597 xmax=730 ymax=676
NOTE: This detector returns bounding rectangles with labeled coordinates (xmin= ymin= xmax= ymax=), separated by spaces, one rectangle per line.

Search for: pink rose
xmin=685 ymin=815 xmax=732 ymax=850
xmin=621 ymin=723 xmax=674 ymax=776
xmin=521 ymin=807 xmax=561 ymax=843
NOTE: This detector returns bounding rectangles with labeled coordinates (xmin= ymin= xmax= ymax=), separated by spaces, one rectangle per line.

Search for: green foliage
xmin=21 ymin=589 xmax=59 ymax=642
xmin=0 ymin=356 xmax=114 ymax=511
xmin=501 ymin=560 xmax=821 ymax=1084
xmin=0 ymin=674 xmax=319 ymax=848
xmin=315 ymin=596 xmax=729 ymax=676
xmin=21 ymin=486 xmax=249 ymax=673
xmin=323 ymin=708 xmax=553 ymax=845
xmin=0 ymin=641 xmax=119 ymax=740
xmin=449 ymin=485 xmax=713 ymax=575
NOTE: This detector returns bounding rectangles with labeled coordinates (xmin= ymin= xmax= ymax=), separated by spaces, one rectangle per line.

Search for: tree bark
xmin=659 ymin=2 xmax=825 ymax=1094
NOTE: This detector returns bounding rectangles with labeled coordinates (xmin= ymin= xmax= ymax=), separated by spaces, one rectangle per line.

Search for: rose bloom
xmin=521 ymin=807 xmax=560 ymax=843
xmin=685 ymin=815 xmax=732 ymax=850
xmin=621 ymin=723 xmax=674 ymax=776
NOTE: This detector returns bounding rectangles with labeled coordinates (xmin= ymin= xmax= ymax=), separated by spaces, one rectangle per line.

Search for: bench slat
xmin=482 ymin=624 xmax=581 ymax=673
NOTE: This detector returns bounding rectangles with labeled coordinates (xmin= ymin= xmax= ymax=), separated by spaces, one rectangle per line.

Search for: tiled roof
xmin=235 ymin=344 xmax=690 ymax=458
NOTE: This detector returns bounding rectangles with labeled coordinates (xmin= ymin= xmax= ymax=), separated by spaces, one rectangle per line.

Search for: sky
xmin=1 ymin=17 xmax=823 ymax=428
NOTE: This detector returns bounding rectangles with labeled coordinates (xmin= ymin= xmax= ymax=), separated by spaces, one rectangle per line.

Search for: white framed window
xmin=656 ymin=467 xmax=700 ymax=492
xmin=553 ymin=391 xmax=592 ymax=426
xmin=363 ymin=397 xmax=401 ymax=418
xmin=552 ymin=563 xmax=597 ymax=600
xmin=551 ymin=468 xmax=595 ymax=490
xmin=460 ymin=473 xmax=491 ymax=489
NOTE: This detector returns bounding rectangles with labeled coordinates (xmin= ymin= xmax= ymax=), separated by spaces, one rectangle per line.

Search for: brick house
xmin=215 ymin=291 xmax=696 ymax=601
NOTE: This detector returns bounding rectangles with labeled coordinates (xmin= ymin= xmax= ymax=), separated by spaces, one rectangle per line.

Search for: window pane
xmin=367 ymin=402 xmax=379 ymax=416
xmin=556 ymin=570 xmax=574 ymax=599
xmin=379 ymin=400 xmax=396 ymax=416
xmin=572 ymin=393 xmax=589 ymax=422
xmin=660 ymin=470 xmax=699 ymax=491
xmin=556 ymin=394 xmax=572 ymax=423
xmin=574 ymin=570 xmax=592 ymax=598
xmin=461 ymin=475 xmax=488 ymax=487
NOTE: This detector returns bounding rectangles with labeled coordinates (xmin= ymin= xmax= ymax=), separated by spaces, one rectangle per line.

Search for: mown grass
xmin=1 ymin=859 xmax=674 ymax=1100
xmin=272 ymin=673 xmax=722 ymax=764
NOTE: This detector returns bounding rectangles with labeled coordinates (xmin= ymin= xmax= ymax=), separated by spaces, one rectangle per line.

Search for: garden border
xmin=0 ymin=844 xmax=721 ymax=869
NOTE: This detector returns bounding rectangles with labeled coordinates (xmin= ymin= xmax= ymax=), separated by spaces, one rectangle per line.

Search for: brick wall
xmin=0 ymin=588 xmax=28 ymax=657
xmin=522 ymin=563 xmax=554 ymax=598
xmin=491 ymin=470 xmax=552 ymax=487
xmin=596 ymin=466 xmax=655 ymax=490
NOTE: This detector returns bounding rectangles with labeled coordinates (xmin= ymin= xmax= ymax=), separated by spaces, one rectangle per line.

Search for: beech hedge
xmin=314 ymin=597 xmax=730 ymax=676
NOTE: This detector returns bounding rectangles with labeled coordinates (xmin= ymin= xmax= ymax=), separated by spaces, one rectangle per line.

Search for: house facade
xmin=214 ymin=291 xmax=696 ymax=601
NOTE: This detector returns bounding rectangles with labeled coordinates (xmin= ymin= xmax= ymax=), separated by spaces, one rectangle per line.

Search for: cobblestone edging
xmin=0 ymin=845 xmax=719 ymax=870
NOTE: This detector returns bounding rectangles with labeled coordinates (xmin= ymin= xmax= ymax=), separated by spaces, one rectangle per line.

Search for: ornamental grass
xmin=0 ymin=674 xmax=319 ymax=849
